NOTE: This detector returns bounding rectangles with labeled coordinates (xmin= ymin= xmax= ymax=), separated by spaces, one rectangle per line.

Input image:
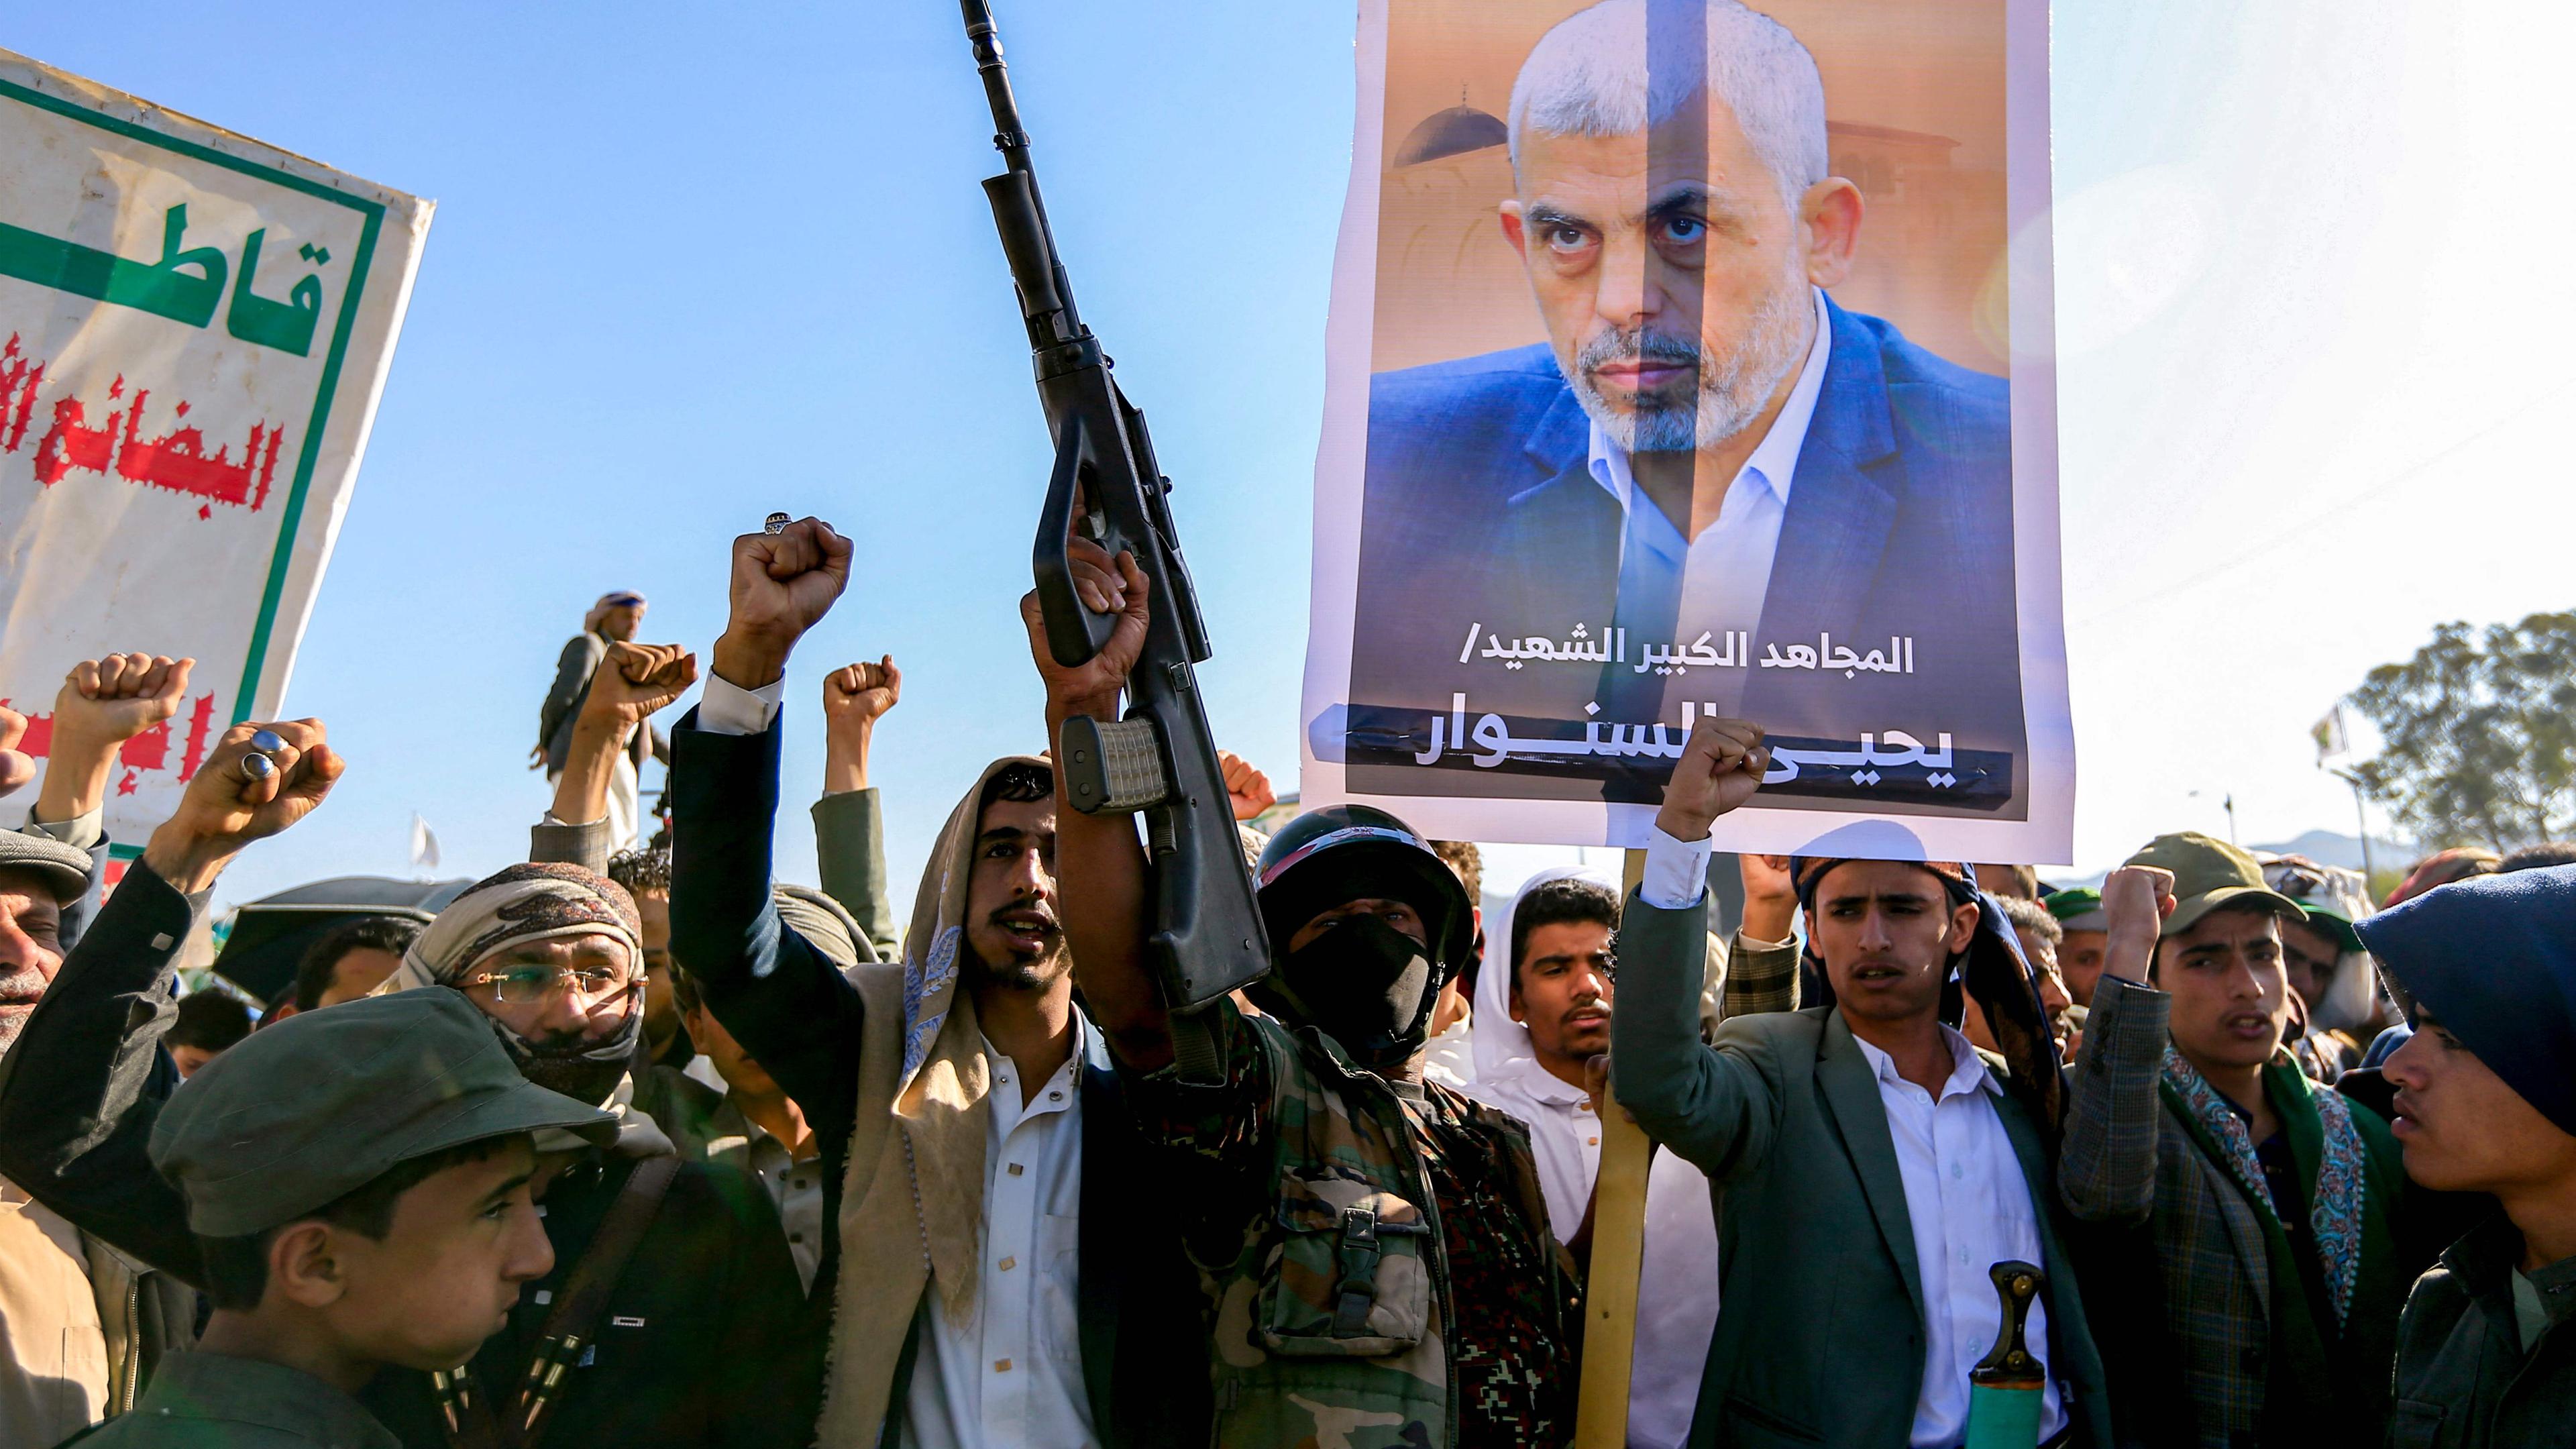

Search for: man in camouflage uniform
xmin=1028 ymin=568 xmax=1577 ymax=1448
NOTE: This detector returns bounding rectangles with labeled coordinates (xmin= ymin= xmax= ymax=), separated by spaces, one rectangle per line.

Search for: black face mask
xmin=490 ymin=995 xmax=642 ymax=1108
xmin=1254 ymin=914 xmax=1438 ymax=1071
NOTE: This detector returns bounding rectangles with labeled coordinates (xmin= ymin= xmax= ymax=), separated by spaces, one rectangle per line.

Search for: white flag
xmin=2312 ymin=706 xmax=2350 ymax=762
xmin=410 ymin=814 xmax=441 ymax=873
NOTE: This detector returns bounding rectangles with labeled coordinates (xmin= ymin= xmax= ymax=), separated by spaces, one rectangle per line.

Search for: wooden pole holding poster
xmin=1574 ymin=847 xmax=1654 ymax=1448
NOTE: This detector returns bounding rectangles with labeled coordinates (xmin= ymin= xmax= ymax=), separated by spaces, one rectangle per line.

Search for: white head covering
xmin=1471 ymin=865 xmax=1623 ymax=1081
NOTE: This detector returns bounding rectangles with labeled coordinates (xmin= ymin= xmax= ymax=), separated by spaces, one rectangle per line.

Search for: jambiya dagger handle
xmin=1963 ymin=1260 xmax=2047 ymax=1449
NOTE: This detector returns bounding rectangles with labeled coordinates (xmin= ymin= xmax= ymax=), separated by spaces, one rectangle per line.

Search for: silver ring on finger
xmin=763 ymin=512 xmax=791 ymax=535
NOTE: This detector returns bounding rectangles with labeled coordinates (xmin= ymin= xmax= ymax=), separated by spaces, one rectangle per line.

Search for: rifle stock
xmin=960 ymin=0 xmax=1271 ymax=1013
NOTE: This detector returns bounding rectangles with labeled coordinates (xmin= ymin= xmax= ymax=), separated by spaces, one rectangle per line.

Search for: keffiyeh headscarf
xmin=377 ymin=863 xmax=662 ymax=1155
xmin=389 ymin=861 xmax=643 ymax=990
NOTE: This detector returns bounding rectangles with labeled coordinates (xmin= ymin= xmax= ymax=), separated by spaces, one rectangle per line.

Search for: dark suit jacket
xmin=1611 ymin=886 xmax=2112 ymax=1448
xmin=663 ymin=712 xmax=1210 ymax=1448
xmin=1351 ymin=299 xmax=2026 ymax=805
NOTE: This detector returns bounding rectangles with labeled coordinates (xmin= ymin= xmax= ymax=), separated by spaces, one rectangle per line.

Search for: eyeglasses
xmin=460 ymin=963 xmax=640 ymax=1009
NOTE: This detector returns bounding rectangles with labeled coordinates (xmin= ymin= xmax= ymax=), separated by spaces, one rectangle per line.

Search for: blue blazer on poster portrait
xmin=1350 ymin=296 xmax=2029 ymax=769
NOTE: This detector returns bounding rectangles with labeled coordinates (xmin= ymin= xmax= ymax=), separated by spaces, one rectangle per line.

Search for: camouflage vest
xmin=1195 ymin=1014 xmax=1548 ymax=1449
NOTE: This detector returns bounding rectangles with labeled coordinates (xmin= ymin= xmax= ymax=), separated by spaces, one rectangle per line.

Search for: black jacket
xmin=0 ymin=861 xmax=816 ymax=1449
xmin=2390 ymin=1211 xmax=2576 ymax=1448
xmin=665 ymin=709 xmax=1212 ymax=1448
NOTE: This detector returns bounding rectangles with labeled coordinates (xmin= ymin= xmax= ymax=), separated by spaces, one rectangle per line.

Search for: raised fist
xmin=55 ymin=654 xmax=195 ymax=749
xmin=714 ymin=517 xmax=853 ymax=688
xmin=2098 ymin=865 xmax=2176 ymax=986
xmin=0 ymin=706 xmax=34 ymax=801
xmin=143 ymin=719 xmax=343 ymax=892
xmin=824 ymin=657 xmax=903 ymax=730
xmin=1654 ymin=718 xmax=1770 ymax=843
xmin=1218 ymin=751 xmax=1275 ymax=822
xmin=579 ymin=643 xmax=698 ymax=733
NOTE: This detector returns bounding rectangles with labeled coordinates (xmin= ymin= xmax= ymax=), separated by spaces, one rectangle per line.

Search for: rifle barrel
xmin=960 ymin=0 xmax=1032 ymax=174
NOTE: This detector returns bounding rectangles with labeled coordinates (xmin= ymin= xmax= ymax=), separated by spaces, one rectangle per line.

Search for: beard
xmin=1570 ymin=272 xmax=1811 ymax=454
xmin=0 ymin=1003 xmax=29 ymax=1059
xmin=966 ymin=901 xmax=1071 ymax=994
xmin=967 ymin=936 xmax=1071 ymax=994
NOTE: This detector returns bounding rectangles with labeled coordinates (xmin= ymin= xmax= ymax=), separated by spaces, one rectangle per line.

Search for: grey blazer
xmin=1611 ymin=888 xmax=2113 ymax=1448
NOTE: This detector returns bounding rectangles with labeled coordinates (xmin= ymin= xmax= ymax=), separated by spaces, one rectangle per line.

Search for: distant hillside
xmin=2249 ymin=829 xmax=2416 ymax=873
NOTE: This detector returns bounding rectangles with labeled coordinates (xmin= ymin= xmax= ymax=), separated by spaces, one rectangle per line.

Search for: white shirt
xmin=699 ymin=674 xmax=1101 ymax=1448
xmin=1640 ymin=827 xmax=2065 ymax=1447
xmin=1588 ymin=288 xmax=1833 ymax=659
xmin=1464 ymin=1057 xmax=1719 ymax=1449
xmin=1849 ymin=1026 xmax=2065 ymax=1449
xmin=904 ymin=1024 xmax=1099 ymax=1449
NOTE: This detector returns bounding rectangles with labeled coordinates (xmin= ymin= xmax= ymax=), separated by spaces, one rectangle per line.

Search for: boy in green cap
xmin=2043 ymin=888 xmax=2108 ymax=1007
xmin=68 ymin=989 xmax=616 ymax=1448
xmin=2060 ymin=839 xmax=2410 ymax=1448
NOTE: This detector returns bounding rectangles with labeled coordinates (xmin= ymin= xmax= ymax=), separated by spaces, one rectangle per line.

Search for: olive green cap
xmin=2122 ymin=832 xmax=2308 ymax=938
xmin=150 ymin=989 xmax=616 ymax=1236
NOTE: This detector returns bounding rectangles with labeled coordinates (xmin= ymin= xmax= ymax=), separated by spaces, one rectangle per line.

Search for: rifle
xmin=957 ymin=0 xmax=1272 ymax=1032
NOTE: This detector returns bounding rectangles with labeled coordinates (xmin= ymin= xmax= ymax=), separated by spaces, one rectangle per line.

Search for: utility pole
xmin=2327 ymin=767 xmax=2375 ymax=883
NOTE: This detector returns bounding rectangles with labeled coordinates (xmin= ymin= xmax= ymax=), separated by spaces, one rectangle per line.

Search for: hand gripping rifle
xmin=958 ymin=1 xmax=1272 ymax=1051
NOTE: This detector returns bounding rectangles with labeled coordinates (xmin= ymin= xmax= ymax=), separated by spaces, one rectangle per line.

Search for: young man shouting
xmin=1611 ymin=719 xmax=2109 ymax=1448
xmin=2061 ymin=835 xmax=2407 ymax=1447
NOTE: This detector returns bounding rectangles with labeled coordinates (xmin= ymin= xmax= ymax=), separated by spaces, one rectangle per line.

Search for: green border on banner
xmin=0 ymin=77 xmax=384 ymax=729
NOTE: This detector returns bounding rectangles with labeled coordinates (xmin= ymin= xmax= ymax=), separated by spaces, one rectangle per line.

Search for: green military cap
xmin=151 ymin=988 xmax=616 ymax=1236
xmin=2289 ymin=902 xmax=2365 ymax=955
xmin=2122 ymin=832 xmax=2307 ymax=938
xmin=2043 ymin=887 xmax=2104 ymax=933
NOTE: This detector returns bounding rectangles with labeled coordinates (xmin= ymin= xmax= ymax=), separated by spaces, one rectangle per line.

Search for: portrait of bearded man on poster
xmin=1350 ymin=0 xmax=2029 ymax=813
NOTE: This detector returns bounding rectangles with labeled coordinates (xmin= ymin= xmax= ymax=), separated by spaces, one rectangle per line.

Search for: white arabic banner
xmin=0 ymin=50 xmax=431 ymax=849
xmin=1299 ymin=0 xmax=2072 ymax=864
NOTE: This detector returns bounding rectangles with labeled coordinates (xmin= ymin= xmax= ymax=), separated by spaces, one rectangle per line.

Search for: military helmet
xmin=1253 ymin=804 xmax=1473 ymax=979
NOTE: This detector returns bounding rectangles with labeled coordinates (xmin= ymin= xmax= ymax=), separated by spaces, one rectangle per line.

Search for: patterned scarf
xmin=2159 ymin=1046 xmax=2370 ymax=1325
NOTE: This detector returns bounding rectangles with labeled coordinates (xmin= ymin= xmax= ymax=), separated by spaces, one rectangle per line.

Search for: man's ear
xmin=268 ymin=1220 xmax=350 ymax=1309
xmin=1944 ymin=900 xmax=1980 ymax=956
xmin=1798 ymin=178 xmax=1863 ymax=288
xmin=1507 ymin=971 xmax=1527 ymax=1024
xmin=1499 ymin=199 xmax=1530 ymax=262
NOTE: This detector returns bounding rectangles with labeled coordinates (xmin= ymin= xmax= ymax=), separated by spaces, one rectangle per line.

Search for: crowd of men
xmin=0 ymin=515 xmax=2567 ymax=1449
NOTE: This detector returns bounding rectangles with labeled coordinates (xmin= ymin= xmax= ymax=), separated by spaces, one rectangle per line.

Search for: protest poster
xmin=1299 ymin=0 xmax=2070 ymax=863
xmin=0 ymin=50 xmax=431 ymax=849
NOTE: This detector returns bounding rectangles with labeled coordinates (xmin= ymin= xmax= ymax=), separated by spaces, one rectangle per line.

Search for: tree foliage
xmin=2349 ymin=610 xmax=2576 ymax=851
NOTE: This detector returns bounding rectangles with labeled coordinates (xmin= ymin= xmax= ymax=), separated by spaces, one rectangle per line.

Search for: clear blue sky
xmin=14 ymin=1 xmax=2574 ymax=916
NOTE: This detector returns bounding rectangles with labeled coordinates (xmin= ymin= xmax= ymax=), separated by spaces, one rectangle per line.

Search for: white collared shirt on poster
xmin=1849 ymin=1026 xmax=2065 ymax=1449
xmin=1462 ymin=1056 xmax=1719 ymax=1449
xmin=1586 ymin=286 xmax=1833 ymax=651
xmin=697 ymin=672 xmax=1102 ymax=1448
